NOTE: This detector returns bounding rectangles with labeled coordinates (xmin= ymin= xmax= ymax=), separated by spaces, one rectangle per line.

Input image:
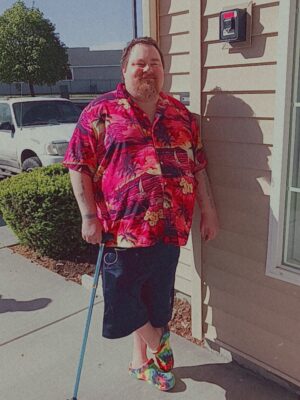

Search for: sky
xmin=0 ymin=0 xmax=143 ymax=49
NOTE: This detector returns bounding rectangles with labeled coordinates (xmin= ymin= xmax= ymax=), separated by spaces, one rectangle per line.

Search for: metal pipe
xmin=132 ymin=0 xmax=138 ymax=38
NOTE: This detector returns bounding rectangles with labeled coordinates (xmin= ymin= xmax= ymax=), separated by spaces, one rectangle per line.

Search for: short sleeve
xmin=191 ymin=114 xmax=208 ymax=173
xmin=63 ymin=104 xmax=104 ymax=177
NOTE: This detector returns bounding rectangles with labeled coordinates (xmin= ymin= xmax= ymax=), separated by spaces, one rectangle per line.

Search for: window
xmin=0 ymin=103 xmax=12 ymax=125
xmin=12 ymin=101 xmax=81 ymax=127
xmin=284 ymin=112 xmax=300 ymax=268
xmin=266 ymin=0 xmax=300 ymax=285
xmin=284 ymin=2 xmax=300 ymax=270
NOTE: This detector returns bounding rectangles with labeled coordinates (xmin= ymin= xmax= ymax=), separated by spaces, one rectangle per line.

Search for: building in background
xmin=142 ymin=0 xmax=300 ymax=391
xmin=0 ymin=47 xmax=122 ymax=98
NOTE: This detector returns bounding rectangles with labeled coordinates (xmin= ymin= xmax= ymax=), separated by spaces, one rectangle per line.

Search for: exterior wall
xmin=67 ymin=48 xmax=122 ymax=65
xmin=155 ymin=0 xmax=203 ymax=339
xmin=156 ymin=0 xmax=300 ymax=386
xmin=67 ymin=48 xmax=121 ymax=81
xmin=201 ymin=0 xmax=300 ymax=386
xmin=157 ymin=0 xmax=195 ymax=296
xmin=159 ymin=0 xmax=191 ymax=99
xmin=71 ymin=67 xmax=120 ymax=80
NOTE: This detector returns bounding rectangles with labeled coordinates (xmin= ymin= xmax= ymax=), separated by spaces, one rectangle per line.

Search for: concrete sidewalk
xmin=0 ymin=224 xmax=298 ymax=400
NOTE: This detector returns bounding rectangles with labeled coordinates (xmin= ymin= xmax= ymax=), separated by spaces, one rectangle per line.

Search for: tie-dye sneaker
xmin=129 ymin=358 xmax=175 ymax=391
xmin=153 ymin=329 xmax=174 ymax=372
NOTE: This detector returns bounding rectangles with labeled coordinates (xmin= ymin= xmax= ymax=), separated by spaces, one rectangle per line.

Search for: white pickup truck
xmin=0 ymin=97 xmax=82 ymax=177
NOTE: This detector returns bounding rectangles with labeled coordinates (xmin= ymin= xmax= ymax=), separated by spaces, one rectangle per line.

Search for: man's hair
xmin=121 ymin=36 xmax=165 ymax=70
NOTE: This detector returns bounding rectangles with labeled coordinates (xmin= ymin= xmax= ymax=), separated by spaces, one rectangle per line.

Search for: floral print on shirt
xmin=63 ymin=83 xmax=207 ymax=247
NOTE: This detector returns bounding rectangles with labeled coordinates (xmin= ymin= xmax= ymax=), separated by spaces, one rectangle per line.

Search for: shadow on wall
xmin=0 ymin=295 xmax=52 ymax=313
xmin=200 ymin=88 xmax=272 ymax=343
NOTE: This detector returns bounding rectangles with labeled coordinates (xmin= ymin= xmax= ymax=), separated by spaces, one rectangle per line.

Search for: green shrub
xmin=0 ymin=164 xmax=88 ymax=259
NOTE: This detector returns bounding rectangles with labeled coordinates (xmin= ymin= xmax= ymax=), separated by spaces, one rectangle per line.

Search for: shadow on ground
xmin=172 ymin=363 xmax=295 ymax=400
xmin=0 ymin=296 xmax=52 ymax=313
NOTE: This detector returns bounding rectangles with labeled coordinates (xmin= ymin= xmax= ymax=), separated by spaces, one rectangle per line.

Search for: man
xmin=63 ymin=37 xmax=219 ymax=391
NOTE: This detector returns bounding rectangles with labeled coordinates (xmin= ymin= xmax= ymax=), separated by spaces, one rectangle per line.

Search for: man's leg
xmin=131 ymin=322 xmax=163 ymax=368
xmin=129 ymin=322 xmax=175 ymax=392
xmin=132 ymin=331 xmax=147 ymax=369
xmin=137 ymin=244 xmax=179 ymax=372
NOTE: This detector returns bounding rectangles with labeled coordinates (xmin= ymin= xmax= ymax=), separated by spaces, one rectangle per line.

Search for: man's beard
xmin=134 ymin=78 xmax=159 ymax=101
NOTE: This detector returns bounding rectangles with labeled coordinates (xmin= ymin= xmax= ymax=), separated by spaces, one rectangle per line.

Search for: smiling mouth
xmin=140 ymin=75 xmax=156 ymax=79
xmin=140 ymin=78 xmax=156 ymax=82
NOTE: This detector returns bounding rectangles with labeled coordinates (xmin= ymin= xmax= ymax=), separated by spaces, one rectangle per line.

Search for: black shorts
xmin=100 ymin=242 xmax=180 ymax=339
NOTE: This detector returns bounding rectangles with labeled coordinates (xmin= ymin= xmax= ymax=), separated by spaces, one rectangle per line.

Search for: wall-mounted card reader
xmin=219 ymin=9 xmax=247 ymax=42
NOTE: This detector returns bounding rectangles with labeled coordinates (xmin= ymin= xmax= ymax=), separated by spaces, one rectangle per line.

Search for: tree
xmin=0 ymin=1 xmax=69 ymax=96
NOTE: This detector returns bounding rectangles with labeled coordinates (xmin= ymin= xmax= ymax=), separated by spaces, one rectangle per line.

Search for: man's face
xmin=122 ymin=43 xmax=164 ymax=102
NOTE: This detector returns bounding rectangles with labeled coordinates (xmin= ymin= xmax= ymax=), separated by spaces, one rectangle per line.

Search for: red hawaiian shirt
xmin=63 ymin=83 xmax=207 ymax=248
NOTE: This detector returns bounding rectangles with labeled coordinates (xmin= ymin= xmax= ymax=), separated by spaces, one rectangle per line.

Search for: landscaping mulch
xmin=11 ymin=244 xmax=203 ymax=346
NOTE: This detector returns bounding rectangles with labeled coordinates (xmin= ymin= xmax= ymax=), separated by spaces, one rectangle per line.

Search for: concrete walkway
xmin=0 ymin=224 xmax=298 ymax=400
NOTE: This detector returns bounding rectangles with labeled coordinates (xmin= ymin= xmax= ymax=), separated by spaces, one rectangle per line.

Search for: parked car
xmin=0 ymin=97 xmax=82 ymax=177
xmin=71 ymin=100 xmax=91 ymax=111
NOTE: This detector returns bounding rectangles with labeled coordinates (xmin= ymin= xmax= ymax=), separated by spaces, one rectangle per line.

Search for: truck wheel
xmin=22 ymin=157 xmax=42 ymax=172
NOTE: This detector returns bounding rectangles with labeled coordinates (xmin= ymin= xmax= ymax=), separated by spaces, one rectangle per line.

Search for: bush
xmin=0 ymin=164 xmax=89 ymax=259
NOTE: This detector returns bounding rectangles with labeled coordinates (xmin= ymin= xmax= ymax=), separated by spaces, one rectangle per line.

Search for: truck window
xmin=0 ymin=103 xmax=12 ymax=127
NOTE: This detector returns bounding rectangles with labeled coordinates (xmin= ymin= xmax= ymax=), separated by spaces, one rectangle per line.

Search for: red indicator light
xmin=223 ymin=11 xmax=235 ymax=19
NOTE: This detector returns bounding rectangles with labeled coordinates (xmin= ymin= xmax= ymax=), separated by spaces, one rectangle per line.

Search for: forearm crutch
xmin=71 ymin=243 xmax=105 ymax=400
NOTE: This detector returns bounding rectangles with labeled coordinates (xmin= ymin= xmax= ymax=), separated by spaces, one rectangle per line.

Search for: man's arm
xmin=69 ymin=170 xmax=103 ymax=244
xmin=195 ymin=169 xmax=219 ymax=241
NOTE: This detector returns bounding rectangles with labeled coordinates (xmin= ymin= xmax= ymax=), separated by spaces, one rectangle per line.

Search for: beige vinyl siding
xmin=204 ymin=36 xmax=278 ymax=67
xmin=159 ymin=0 xmax=189 ymax=15
xmin=159 ymin=1 xmax=191 ymax=99
xmin=156 ymin=1 xmax=300 ymax=384
xmin=202 ymin=118 xmax=273 ymax=144
xmin=159 ymin=13 xmax=189 ymax=36
xmin=205 ymin=141 xmax=272 ymax=171
xmin=202 ymin=0 xmax=300 ymax=385
xmin=158 ymin=0 xmax=194 ymax=295
xmin=203 ymin=65 xmax=277 ymax=92
xmin=203 ymin=0 xmax=280 ymax=16
xmin=160 ymin=33 xmax=190 ymax=54
xmin=175 ymin=231 xmax=193 ymax=295
xmin=164 ymin=74 xmax=190 ymax=93
xmin=203 ymin=4 xmax=279 ymax=41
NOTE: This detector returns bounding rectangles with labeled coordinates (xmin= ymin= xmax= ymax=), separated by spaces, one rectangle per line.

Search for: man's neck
xmin=134 ymin=97 xmax=158 ymax=123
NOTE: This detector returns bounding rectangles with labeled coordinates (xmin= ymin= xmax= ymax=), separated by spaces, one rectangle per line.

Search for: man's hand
xmin=82 ymin=215 xmax=103 ymax=244
xmin=200 ymin=208 xmax=219 ymax=242
xmin=69 ymin=170 xmax=102 ymax=244
xmin=195 ymin=169 xmax=219 ymax=242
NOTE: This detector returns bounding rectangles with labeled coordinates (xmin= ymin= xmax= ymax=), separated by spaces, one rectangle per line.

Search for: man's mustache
xmin=139 ymin=76 xmax=156 ymax=80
